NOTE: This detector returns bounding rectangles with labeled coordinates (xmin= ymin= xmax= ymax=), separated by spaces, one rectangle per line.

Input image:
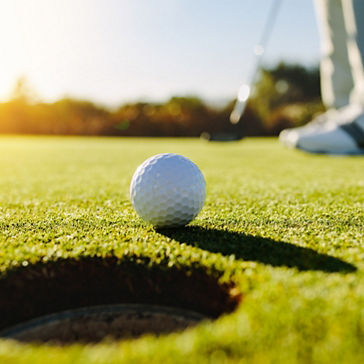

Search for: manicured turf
xmin=0 ymin=136 xmax=363 ymax=363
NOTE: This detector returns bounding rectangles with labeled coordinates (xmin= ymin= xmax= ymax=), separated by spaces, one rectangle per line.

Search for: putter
xmin=203 ymin=0 xmax=283 ymax=141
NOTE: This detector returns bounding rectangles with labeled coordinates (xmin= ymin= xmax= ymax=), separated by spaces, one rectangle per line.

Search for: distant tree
xmin=0 ymin=63 xmax=325 ymax=136
xmin=269 ymin=62 xmax=321 ymax=101
xmin=247 ymin=62 xmax=324 ymax=134
xmin=10 ymin=76 xmax=38 ymax=104
xmin=52 ymin=98 xmax=110 ymax=135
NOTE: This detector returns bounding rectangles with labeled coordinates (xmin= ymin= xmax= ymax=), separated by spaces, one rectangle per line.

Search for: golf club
xmin=230 ymin=0 xmax=283 ymax=125
xmin=203 ymin=0 xmax=283 ymax=141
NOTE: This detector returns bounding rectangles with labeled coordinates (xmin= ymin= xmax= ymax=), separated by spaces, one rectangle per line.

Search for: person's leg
xmin=315 ymin=0 xmax=354 ymax=109
xmin=279 ymin=0 xmax=350 ymax=148
xmin=280 ymin=0 xmax=364 ymax=153
xmin=353 ymin=0 xmax=364 ymax=63
xmin=296 ymin=0 xmax=364 ymax=154
xmin=345 ymin=0 xmax=364 ymax=106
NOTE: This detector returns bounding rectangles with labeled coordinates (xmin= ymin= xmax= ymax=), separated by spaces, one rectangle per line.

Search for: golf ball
xmin=130 ymin=153 xmax=206 ymax=228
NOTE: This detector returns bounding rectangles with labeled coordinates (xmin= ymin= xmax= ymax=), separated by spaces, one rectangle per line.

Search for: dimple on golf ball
xmin=130 ymin=153 xmax=206 ymax=228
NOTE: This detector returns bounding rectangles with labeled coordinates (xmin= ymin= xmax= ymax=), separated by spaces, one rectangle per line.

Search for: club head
xmin=230 ymin=84 xmax=251 ymax=124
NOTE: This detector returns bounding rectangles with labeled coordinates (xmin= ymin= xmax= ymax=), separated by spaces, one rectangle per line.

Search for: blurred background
xmin=0 ymin=0 xmax=324 ymax=137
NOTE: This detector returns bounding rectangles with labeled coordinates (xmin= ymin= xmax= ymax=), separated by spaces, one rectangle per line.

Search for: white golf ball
xmin=130 ymin=153 xmax=206 ymax=228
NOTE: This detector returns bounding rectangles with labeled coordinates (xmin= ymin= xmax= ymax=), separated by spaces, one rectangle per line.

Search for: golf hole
xmin=0 ymin=257 xmax=241 ymax=344
xmin=1 ymin=304 xmax=206 ymax=344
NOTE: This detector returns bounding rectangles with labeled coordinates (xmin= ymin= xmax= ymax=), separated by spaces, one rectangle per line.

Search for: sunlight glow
xmin=0 ymin=0 xmax=133 ymax=103
xmin=237 ymin=84 xmax=250 ymax=102
xmin=0 ymin=0 xmax=319 ymax=104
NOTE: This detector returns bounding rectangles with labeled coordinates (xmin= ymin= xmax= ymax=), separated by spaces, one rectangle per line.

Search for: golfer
xmin=279 ymin=0 xmax=364 ymax=154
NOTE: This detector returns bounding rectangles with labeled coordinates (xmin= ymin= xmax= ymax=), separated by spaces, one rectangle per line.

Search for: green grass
xmin=0 ymin=136 xmax=363 ymax=363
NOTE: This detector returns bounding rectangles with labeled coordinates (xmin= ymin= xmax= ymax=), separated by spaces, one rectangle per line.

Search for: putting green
xmin=0 ymin=137 xmax=363 ymax=363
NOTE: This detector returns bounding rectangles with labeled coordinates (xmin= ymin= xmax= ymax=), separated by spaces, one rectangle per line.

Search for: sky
xmin=0 ymin=0 xmax=321 ymax=106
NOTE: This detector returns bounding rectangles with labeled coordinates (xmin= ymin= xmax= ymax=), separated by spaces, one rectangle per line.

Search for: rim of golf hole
xmin=1 ymin=304 xmax=207 ymax=345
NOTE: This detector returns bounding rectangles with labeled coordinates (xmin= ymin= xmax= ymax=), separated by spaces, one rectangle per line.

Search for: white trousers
xmin=314 ymin=0 xmax=364 ymax=108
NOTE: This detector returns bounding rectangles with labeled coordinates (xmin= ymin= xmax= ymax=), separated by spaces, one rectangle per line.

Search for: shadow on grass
xmin=157 ymin=226 xmax=356 ymax=273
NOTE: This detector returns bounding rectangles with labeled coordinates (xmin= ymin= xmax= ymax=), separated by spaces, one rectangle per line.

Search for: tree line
xmin=0 ymin=63 xmax=324 ymax=137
